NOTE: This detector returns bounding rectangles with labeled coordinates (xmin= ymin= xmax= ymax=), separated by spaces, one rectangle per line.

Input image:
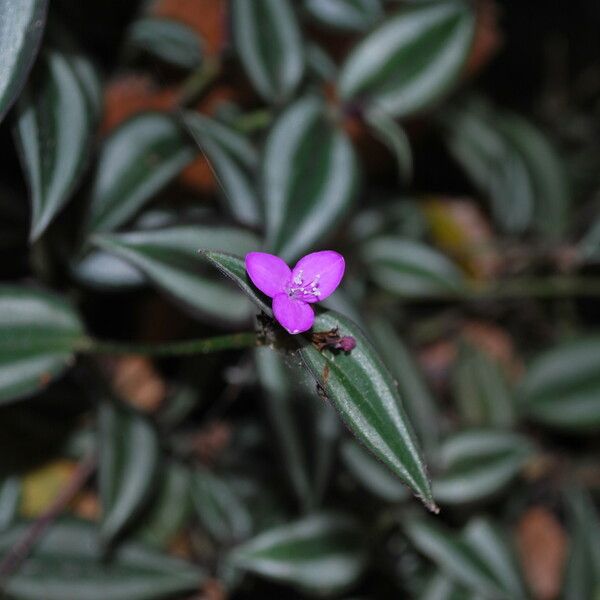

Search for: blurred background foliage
xmin=0 ymin=0 xmax=599 ymax=598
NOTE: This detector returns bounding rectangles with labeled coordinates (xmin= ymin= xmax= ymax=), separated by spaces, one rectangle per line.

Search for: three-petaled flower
xmin=245 ymin=250 xmax=345 ymax=334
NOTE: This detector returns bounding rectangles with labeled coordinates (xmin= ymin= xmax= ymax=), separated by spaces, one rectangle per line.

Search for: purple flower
xmin=245 ymin=250 xmax=345 ymax=334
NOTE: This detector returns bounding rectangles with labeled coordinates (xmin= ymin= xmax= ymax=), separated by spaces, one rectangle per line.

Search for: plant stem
xmin=232 ymin=108 xmax=273 ymax=134
xmin=464 ymin=276 xmax=600 ymax=300
xmin=77 ymin=332 xmax=257 ymax=357
xmin=175 ymin=57 xmax=220 ymax=108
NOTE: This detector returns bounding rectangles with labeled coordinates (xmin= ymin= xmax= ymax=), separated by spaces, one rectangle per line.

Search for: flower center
xmin=286 ymin=270 xmax=321 ymax=300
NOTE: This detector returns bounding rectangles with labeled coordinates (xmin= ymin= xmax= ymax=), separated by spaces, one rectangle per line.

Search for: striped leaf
xmin=404 ymin=517 xmax=524 ymax=599
xmin=365 ymin=107 xmax=413 ymax=183
xmin=0 ymin=0 xmax=47 ymax=123
xmin=0 ymin=285 xmax=84 ymax=404
xmin=452 ymin=343 xmax=516 ymax=428
xmin=298 ymin=309 xmax=436 ymax=511
xmin=14 ymin=49 xmax=95 ymax=241
xmin=563 ymin=489 xmax=600 ymax=600
xmin=231 ymin=0 xmax=304 ymax=103
xmin=361 ymin=236 xmax=464 ymax=298
xmin=0 ymin=520 xmax=204 ymax=600
xmin=519 ymin=337 xmax=600 ymax=431
xmin=340 ymin=439 xmax=409 ymax=502
xmin=442 ymin=100 xmax=567 ymax=237
xmin=368 ymin=316 xmax=440 ymax=456
xmin=255 ymin=347 xmax=314 ymax=510
xmin=92 ymin=226 xmax=259 ymax=325
xmin=184 ymin=112 xmax=261 ymax=227
xmin=126 ymin=17 xmax=203 ymax=69
xmin=496 ymin=112 xmax=569 ymax=239
xmin=305 ymin=0 xmax=383 ymax=32
xmin=191 ymin=468 xmax=252 ymax=544
xmin=462 ymin=518 xmax=526 ymax=599
xmin=85 ymin=112 xmax=196 ymax=235
xmin=0 ymin=477 xmax=20 ymax=531
xmin=136 ymin=461 xmax=191 ymax=548
xmin=201 ymin=250 xmax=272 ymax=315
xmin=230 ymin=513 xmax=366 ymax=595
xmin=263 ymin=95 xmax=358 ymax=262
xmin=338 ymin=0 xmax=475 ymax=118
xmin=99 ymin=402 xmax=160 ymax=546
xmin=432 ymin=429 xmax=533 ymax=505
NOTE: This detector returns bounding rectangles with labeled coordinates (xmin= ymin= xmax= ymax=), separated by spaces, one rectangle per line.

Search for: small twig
xmin=0 ymin=453 xmax=97 ymax=586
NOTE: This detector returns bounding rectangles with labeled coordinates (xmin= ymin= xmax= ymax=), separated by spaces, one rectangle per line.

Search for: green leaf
xmin=311 ymin=399 xmax=342 ymax=505
xmin=0 ymin=477 xmax=20 ymax=531
xmin=495 ymin=112 xmax=570 ymax=239
xmin=579 ymin=217 xmax=600 ymax=262
xmin=365 ymin=107 xmax=413 ymax=183
xmin=442 ymin=100 xmax=535 ymax=235
xmin=305 ymin=0 xmax=383 ymax=32
xmin=230 ymin=513 xmax=367 ymax=594
xmin=452 ymin=343 xmax=516 ymax=428
xmin=306 ymin=43 xmax=338 ymax=81
xmin=297 ymin=309 xmax=436 ymax=511
xmin=368 ymin=317 xmax=440 ymax=456
xmin=191 ymin=468 xmax=252 ymax=544
xmin=0 ymin=285 xmax=84 ymax=404
xmin=420 ymin=573 xmax=470 ymax=600
xmin=350 ymin=200 xmax=428 ymax=242
xmin=462 ymin=518 xmax=526 ymax=599
xmin=72 ymin=250 xmax=146 ymax=291
xmin=404 ymin=518 xmax=518 ymax=599
xmin=92 ymin=226 xmax=259 ymax=325
xmin=201 ymin=250 xmax=272 ymax=315
xmin=432 ymin=429 xmax=533 ymax=505
xmin=0 ymin=520 xmax=204 ymax=600
xmin=361 ymin=236 xmax=464 ymax=297
xmin=563 ymin=488 xmax=600 ymax=600
xmin=126 ymin=17 xmax=203 ymax=69
xmin=255 ymin=347 xmax=313 ymax=510
xmin=519 ymin=337 xmax=600 ymax=431
xmin=14 ymin=50 xmax=94 ymax=241
xmin=338 ymin=0 xmax=475 ymax=118
xmin=44 ymin=20 xmax=103 ymax=121
xmin=136 ymin=461 xmax=191 ymax=548
xmin=0 ymin=0 xmax=47 ymax=123
xmin=85 ymin=112 xmax=196 ymax=235
xmin=231 ymin=0 xmax=304 ymax=103
xmin=99 ymin=402 xmax=160 ymax=546
xmin=263 ymin=95 xmax=358 ymax=262
xmin=340 ymin=439 xmax=409 ymax=502
xmin=183 ymin=112 xmax=261 ymax=226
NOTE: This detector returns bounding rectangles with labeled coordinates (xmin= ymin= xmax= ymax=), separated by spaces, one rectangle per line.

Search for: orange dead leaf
xmin=464 ymin=0 xmax=503 ymax=78
xmin=101 ymin=74 xmax=178 ymax=134
xmin=71 ymin=491 xmax=101 ymax=521
xmin=517 ymin=507 xmax=568 ymax=600
xmin=109 ymin=355 xmax=167 ymax=413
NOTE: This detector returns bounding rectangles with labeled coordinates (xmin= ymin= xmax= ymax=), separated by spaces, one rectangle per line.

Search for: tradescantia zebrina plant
xmin=0 ymin=0 xmax=599 ymax=598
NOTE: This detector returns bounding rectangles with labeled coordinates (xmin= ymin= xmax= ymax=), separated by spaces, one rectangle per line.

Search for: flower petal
xmin=245 ymin=252 xmax=291 ymax=298
xmin=272 ymin=293 xmax=314 ymax=334
xmin=291 ymin=251 xmax=345 ymax=302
